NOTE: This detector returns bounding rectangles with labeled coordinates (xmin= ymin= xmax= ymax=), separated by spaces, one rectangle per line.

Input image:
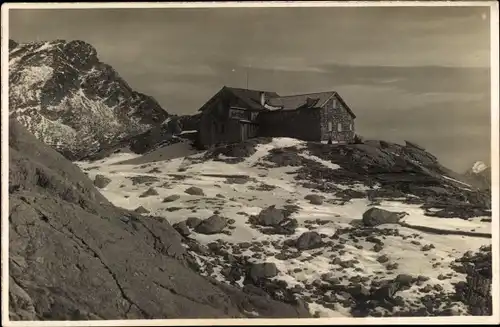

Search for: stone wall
xmin=320 ymin=96 xmax=355 ymax=143
xmin=257 ymin=108 xmax=322 ymax=141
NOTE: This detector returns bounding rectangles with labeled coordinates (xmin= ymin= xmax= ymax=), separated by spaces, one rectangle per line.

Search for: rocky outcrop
xmin=452 ymin=245 xmax=492 ymax=315
xmin=268 ymin=140 xmax=492 ymax=219
xmin=8 ymin=120 xmax=310 ymax=320
xmin=9 ymin=39 xmax=171 ymax=160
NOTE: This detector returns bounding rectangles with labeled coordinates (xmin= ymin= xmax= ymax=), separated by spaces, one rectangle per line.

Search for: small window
xmin=328 ymin=121 xmax=333 ymax=132
xmin=349 ymin=123 xmax=353 ymax=131
xmin=332 ymin=99 xmax=337 ymax=108
xmin=337 ymin=123 xmax=343 ymax=132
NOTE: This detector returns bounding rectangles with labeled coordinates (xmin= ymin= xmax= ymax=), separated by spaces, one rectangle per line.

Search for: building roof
xmin=225 ymin=87 xmax=280 ymax=111
xmin=267 ymin=91 xmax=335 ymax=110
xmin=199 ymin=86 xmax=356 ymax=118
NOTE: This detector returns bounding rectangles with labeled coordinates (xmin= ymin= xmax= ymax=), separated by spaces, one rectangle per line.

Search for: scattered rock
xmin=386 ymin=262 xmax=399 ymax=270
xmin=295 ymin=231 xmax=323 ymax=250
xmin=93 ymin=174 xmax=111 ymax=188
xmin=139 ymin=187 xmax=159 ymax=198
xmin=395 ymin=274 xmax=413 ymax=286
xmin=372 ymin=243 xmax=384 ymax=252
xmin=185 ymin=186 xmax=205 ymax=196
xmin=162 ymin=194 xmax=181 ymax=202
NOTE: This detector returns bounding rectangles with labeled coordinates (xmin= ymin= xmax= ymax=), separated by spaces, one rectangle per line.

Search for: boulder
xmin=173 ymin=221 xmax=191 ymax=237
xmin=162 ymin=194 xmax=181 ymax=202
xmin=186 ymin=217 xmax=203 ymax=229
xmin=247 ymin=263 xmax=279 ymax=283
xmin=195 ymin=215 xmax=227 ymax=234
xmin=139 ymin=187 xmax=159 ymax=198
xmin=254 ymin=206 xmax=286 ymax=226
xmin=93 ymin=174 xmax=111 ymax=188
xmin=134 ymin=206 xmax=150 ymax=214
xmin=295 ymin=231 xmax=323 ymax=250
xmin=185 ymin=186 xmax=205 ymax=196
xmin=304 ymin=194 xmax=324 ymax=205
xmin=362 ymin=207 xmax=405 ymax=227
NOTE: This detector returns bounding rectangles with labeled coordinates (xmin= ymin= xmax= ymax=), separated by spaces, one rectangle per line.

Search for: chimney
xmin=260 ymin=92 xmax=266 ymax=106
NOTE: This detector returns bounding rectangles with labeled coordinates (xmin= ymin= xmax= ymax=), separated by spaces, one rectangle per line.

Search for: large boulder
xmin=253 ymin=206 xmax=286 ymax=226
xmin=194 ymin=215 xmax=227 ymax=235
xmin=8 ymin=120 xmax=310 ymax=320
xmin=295 ymin=231 xmax=323 ymax=250
xmin=362 ymin=207 xmax=406 ymax=227
xmin=247 ymin=263 xmax=279 ymax=283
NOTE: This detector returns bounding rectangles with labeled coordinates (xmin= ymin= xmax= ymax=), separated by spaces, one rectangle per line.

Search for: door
xmin=240 ymin=123 xmax=249 ymax=142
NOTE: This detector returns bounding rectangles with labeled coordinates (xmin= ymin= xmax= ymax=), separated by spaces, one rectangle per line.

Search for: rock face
xmin=453 ymin=246 xmax=492 ymax=315
xmin=8 ymin=120 xmax=310 ymax=320
xmin=8 ymin=39 xmax=171 ymax=160
xmin=362 ymin=208 xmax=405 ymax=227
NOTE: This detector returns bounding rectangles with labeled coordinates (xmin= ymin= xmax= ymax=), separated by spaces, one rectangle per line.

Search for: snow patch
xmin=472 ymin=161 xmax=488 ymax=174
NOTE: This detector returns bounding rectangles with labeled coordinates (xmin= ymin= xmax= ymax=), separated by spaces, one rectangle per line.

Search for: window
xmin=337 ymin=123 xmax=343 ymax=132
xmin=349 ymin=123 xmax=353 ymax=131
xmin=332 ymin=99 xmax=337 ymax=109
xmin=328 ymin=121 xmax=333 ymax=132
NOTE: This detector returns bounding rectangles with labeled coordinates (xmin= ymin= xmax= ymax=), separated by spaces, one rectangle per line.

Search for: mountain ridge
xmin=9 ymin=39 xmax=170 ymax=160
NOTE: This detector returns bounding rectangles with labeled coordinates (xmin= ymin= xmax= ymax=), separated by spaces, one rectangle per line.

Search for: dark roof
xmin=198 ymin=86 xmax=356 ymax=118
xmin=266 ymin=91 xmax=356 ymax=118
xmin=267 ymin=91 xmax=335 ymax=110
xmin=224 ymin=87 xmax=280 ymax=111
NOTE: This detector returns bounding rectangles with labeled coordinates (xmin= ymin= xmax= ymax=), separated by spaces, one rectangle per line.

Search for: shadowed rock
xmin=93 ymin=174 xmax=111 ymax=188
xmin=296 ymin=232 xmax=323 ymax=250
xmin=362 ymin=207 xmax=406 ymax=227
xmin=195 ymin=215 xmax=227 ymax=235
xmin=252 ymin=205 xmax=286 ymax=226
xmin=185 ymin=186 xmax=205 ymax=196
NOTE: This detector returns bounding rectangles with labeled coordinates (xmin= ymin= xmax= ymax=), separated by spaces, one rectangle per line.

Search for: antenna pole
xmin=246 ymin=65 xmax=249 ymax=89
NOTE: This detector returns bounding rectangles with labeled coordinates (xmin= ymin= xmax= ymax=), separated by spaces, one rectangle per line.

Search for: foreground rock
xmin=8 ymin=120 xmax=310 ymax=320
xmin=362 ymin=207 xmax=406 ymax=227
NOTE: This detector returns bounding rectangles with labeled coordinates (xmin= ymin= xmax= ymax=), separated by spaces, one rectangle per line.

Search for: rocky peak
xmin=9 ymin=39 xmax=170 ymax=160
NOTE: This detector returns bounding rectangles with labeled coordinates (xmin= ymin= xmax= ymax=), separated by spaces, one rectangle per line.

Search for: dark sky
xmin=9 ymin=5 xmax=492 ymax=172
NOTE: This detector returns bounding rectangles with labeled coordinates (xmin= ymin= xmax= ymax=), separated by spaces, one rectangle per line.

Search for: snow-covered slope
xmin=76 ymin=138 xmax=492 ymax=318
xmin=9 ymin=39 xmax=170 ymax=160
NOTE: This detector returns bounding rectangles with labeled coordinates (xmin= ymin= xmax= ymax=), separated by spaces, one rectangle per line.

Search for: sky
xmin=8 ymin=5 xmax=493 ymax=172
